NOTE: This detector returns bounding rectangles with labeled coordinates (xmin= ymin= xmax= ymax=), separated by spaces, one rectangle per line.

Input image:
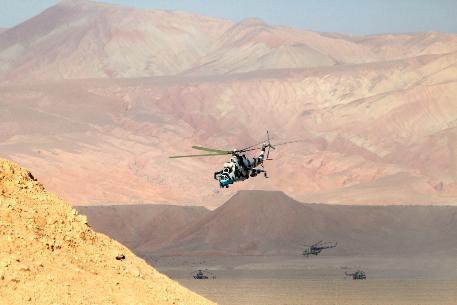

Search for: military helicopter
xmin=302 ymin=240 xmax=337 ymax=257
xmin=345 ymin=270 xmax=366 ymax=280
xmin=169 ymin=132 xmax=300 ymax=188
xmin=192 ymin=269 xmax=216 ymax=279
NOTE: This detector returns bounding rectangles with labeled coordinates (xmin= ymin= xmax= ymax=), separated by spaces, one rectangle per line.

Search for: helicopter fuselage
xmin=302 ymin=248 xmax=323 ymax=256
xmin=214 ymin=146 xmax=267 ymax=188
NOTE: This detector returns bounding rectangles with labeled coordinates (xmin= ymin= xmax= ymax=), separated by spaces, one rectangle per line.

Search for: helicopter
xmin=345 ymin=270 xmax=366 ymax=280
xmin=192 ymin=269 xmax=216 ymax=279
xmin=169 ymin=131 xmax=300 ymax=188
xmin=302 ymin=240 xmax=337 ymax=257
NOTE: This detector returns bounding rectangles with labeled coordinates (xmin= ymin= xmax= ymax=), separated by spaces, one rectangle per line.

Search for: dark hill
xmin=152 ymin=190 xmax=457 ymax=256
xmin=76 ymin=204 xmax=209 ymax=252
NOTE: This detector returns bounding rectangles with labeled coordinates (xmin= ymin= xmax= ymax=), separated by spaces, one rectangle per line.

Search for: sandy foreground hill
xmin=0 ymin=158 xmax=214 ymax=305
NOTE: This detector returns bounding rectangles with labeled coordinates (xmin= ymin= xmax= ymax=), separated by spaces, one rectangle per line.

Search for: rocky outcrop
xmin=0 ymin=158 xmax=214 ymax=305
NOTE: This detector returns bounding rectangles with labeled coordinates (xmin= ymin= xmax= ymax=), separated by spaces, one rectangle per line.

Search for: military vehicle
xmin=345 ymin=270 xmax=367 ymax=280
xmin=192 ymin=269 xmax=216 ymax=279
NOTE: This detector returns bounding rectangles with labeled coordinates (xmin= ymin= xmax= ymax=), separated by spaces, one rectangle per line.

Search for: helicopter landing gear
xmin=252 ymin=168 xmax=268 ymax=178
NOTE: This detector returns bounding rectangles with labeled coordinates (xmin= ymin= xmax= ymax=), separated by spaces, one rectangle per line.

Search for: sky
xmin=0 ymin=0 xmax=456 ymax=35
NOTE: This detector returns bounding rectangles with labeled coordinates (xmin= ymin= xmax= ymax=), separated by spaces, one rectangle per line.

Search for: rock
xmin=115 ymin=254 xmax=125 ymax=261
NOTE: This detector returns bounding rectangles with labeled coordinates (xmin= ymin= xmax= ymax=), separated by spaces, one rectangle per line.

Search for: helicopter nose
xmin=218 ymin=174 xmax=231 ymax=188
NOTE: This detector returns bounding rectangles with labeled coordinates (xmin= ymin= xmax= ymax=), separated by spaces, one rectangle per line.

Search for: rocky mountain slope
xmin=0 ymin=158 xmax=214 ymax=305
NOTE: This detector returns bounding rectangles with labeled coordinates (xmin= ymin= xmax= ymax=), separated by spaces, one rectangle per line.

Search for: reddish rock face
xmin=1 ymin=1 xmax=456 ymax=207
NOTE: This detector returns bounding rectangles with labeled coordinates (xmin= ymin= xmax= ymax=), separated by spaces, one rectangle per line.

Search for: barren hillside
xmin=151 ymin=191 xmax=457 ymax=256
xmin=0 ymin=158 xmax=214 ymax=305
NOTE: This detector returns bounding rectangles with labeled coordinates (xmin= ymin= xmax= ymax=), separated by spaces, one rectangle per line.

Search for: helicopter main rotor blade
xmin=192 ymin=146 xmax=231 ymax=154
xmin=240 ymin=138 xmax=305 ymax=154
xmin=238 ymin=146 xmax=264 ymax=153
xmin=171 ymin=136 xmax=304 ymax=159
xmin=238 ymin=133 xmax=274 ymax=152
xmin=271 ymin=139 xmax=305 ymax=147
xmin=169 ymin=152 xmax=229 ymax=158
xmin=314 ymin=240 xmax=323 ymax=246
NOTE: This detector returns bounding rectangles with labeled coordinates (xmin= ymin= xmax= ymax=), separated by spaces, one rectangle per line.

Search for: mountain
xmin=0 ymin=0 xmax=456 ymax=206
xmin=182 ymin=18 xmax=371 ymax=75
xmin=350 ymin=32 xmax=457 ymax=59
xmin=2 ymin=52 xmax=456 ymax=206
xmin=0 ymin=0 xmax=231 ymax=80
xmin=0 ymin=158 xmax=214 ymax=304
xmin=75 ymin=204 xmax=209 ymax=252
xmin=151 ymin=191 xmax=457 ymax=256
xmin=2 ymin=0 xmax=457 ymax=81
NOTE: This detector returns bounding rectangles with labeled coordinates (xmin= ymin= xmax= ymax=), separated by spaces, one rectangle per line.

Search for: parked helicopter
xmin=169 ymin=132 xmax=300 ymax=188
xmin=345 ymin=270 xmax=366 ymax=280
xmin=192 ymin=269 xmax=216 ymax=279
xmin=302 ymin=240 xmax=337 ymax=257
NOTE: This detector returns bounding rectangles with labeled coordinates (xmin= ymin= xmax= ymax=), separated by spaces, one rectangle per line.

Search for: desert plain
xmin=155 ymin=255 xmax=457 ymax=305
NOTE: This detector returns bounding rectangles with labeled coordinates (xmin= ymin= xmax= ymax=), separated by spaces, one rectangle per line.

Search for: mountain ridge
xmin=146 ymin=190 xmax=457 ymax=256
xmin=2 ymin=0 xmax=457 ymax=81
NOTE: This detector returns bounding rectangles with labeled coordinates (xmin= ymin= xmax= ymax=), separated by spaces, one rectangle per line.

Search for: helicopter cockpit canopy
xmin=219 ymin=174 xmax=232 ymax=188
